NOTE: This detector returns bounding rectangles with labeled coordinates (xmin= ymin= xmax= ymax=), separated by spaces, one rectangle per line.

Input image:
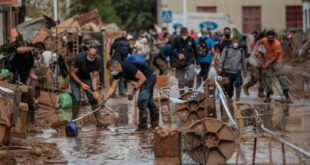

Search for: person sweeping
xmin=69 ymin=46 xmax=106 ymax=126
xmin=104 ymin=58 xmax=159 ymax=133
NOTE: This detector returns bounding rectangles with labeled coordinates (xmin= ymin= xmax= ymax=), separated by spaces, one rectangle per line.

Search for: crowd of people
xmin=109 ymin=26 xmax=291 ymax=104
xmin=1 ymin=24 xmax=292 ymax=134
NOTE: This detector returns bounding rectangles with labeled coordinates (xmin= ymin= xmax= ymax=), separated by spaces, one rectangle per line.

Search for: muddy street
xmin=1 ymin=1 xmax=310 ymax=164
xmin=26 ymin=73 xmax=309 ymax=165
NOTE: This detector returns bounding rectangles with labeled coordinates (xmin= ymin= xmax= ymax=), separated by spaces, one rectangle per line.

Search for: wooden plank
xmin=0 ymin=81 xmax=28 ymax=93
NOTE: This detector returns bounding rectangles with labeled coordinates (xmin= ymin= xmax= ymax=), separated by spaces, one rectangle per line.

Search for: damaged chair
xmin=134 ymin=75 xmax=173 ymax=126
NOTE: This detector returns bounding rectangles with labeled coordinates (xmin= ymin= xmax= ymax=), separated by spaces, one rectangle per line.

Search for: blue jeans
xmin=198 ymin=62 xmax=211 ymax=85
xmin=223 ymin=72 xmax=243 ymax=97
xmin=118 ymin=76 xmax=125 ymax=95
xmin=137 ymin=73 xmax=157 ymax=129
xmin=69 ymin=78 xmax=98 ymax=106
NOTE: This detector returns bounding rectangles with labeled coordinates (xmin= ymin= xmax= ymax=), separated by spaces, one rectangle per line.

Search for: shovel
xmin=51 ymin=89 xmax=119 ymax=136
xmin=51 ymin=103 xmax=116 ymax=136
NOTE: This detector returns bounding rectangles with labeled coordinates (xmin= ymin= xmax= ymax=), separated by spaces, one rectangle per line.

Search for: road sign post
xmin=162 ymin=10 xmax=173 ymax=24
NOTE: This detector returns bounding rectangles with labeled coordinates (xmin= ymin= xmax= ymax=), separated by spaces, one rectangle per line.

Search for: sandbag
xmin=59 ymin=92 xmax=72 ymax=109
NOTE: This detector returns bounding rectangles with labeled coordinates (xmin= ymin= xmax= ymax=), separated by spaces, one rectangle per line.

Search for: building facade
xmin=0 ymin=0 xmax=25 ymax=45
xmin=159 ymin=0 xmax=303 ymax=33
xmin=303 ymin=0 xmax=310 ymax=32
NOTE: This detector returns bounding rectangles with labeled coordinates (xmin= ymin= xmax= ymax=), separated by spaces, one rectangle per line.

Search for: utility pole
xmin=53 ymin=0 xmax=58 ymax=21
xmin=65 ymin=0 xmax=71 ymax=17
xmin=183 ymin=0 xmax=187 ymax=27
xmin=157 ymin=0 xmax=162 ymax=26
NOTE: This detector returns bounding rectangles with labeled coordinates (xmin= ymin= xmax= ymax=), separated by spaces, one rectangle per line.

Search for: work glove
xmin=93 ymin=91 xmax=99 ymax=100
xmin=81 ymin=83 xmax=89 ymax=91
xmin=128 ymin=88 xmax=137 ymax=101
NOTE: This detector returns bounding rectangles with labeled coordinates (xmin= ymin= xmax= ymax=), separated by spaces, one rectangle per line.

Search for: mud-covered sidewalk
xmin=2 ymin=60 xmax=310 ymax=165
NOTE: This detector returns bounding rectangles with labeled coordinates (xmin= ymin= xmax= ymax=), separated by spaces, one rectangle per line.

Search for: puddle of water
xmin=32 ymin=73 xmax=310 ymax=165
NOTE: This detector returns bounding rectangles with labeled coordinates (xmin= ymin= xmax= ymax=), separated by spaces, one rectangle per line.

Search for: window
xmin=242 ymin=6 xmax=261 ymax=33
xmin=286 ymin=6 xmax=302 ymax=29
xmin=197 ymin=6 xmax=217 ymax=13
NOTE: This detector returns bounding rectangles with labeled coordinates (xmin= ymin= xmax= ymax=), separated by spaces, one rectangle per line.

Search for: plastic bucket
xmin=65 ymin=121 xmax=78 ymax=137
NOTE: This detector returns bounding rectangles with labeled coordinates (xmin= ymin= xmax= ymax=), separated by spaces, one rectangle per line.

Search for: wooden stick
xmin=252 ymin=138 xmax=257 ymax=165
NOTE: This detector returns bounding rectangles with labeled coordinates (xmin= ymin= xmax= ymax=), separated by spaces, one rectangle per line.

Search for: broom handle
xmin=72 ymin=106 xmax=100 ymax=122
xmin=86 ymin=89 xmax=117 ymax=114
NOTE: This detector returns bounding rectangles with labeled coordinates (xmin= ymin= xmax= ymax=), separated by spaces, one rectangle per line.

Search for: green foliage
xmin=69 ymin=0 xmax=157 ymax=31
xmin=0 ymin=35 xmax=28 ymax=54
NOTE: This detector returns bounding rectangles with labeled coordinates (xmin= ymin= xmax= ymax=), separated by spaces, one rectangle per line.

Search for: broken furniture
xmin=233 ymin=101 xmax=286 ymax=165
xmin=0 ymin=82 xmax=29 ymax=145
xmin=175 ymin=78 xmax=229 ymax=122
xmin=134 ymin=75 xmax=173 ymax=126
xmin=154 ymin=75 xmax=173 ymax=126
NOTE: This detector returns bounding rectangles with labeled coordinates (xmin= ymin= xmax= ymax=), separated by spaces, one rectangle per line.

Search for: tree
xmin=69 ymin=0 xmax=157 ymax=31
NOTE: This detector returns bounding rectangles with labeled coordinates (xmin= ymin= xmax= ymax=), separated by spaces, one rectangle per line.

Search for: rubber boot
xmin=150 ymin=107 xmax=159 ymax=130
xmin=236 ymin=87 xmax=241 ymax=101
xmin=243 ymin=85 xmax=249 ymax=96
xmin=92 ymin=104 xmax=109 ymax=127
xmin=133 ymin=109 xmax=148 ymax=134
xmin=258 ymin=90 xmax=265 ymax=98
xmin=264 ymin=94 xmax=271 ymax=103
xmin=283 ymin=89 xmax=292 ymax=103
xmin=72 ymin=105 xmax=80 ymax=120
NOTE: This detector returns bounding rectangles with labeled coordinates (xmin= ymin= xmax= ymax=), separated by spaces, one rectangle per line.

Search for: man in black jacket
xmin=110 ymin=31 xmax=131 ymax=96
xmin=171 ymin=27 xmax=199 ymax=95
xmin=11 ymin=42 xmax=46 ymax=133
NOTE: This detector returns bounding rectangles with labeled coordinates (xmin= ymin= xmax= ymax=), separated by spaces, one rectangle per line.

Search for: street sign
xmin=162 ymin=10 xmax=173 ymax=23
xmin=199 ymin=21 xmax=218 ymax=30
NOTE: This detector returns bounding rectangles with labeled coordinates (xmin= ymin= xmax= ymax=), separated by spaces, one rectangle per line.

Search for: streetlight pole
xmin=53 ymin=0 xmax=58 ymax=21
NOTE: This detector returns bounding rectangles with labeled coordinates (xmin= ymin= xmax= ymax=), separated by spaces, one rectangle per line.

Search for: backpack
xmin=170 ymin=37 xmax=187 ymax=69
xmin=2 ymin=46 xmax=17 ymax=71
xmin=196 ymin=37 xmax=208 ymax=58
xmin=125 ymin=54 xmax=148 ymax=68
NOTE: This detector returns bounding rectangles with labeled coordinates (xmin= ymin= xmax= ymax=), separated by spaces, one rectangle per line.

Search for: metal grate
xmin=179 ymin=129 xmax=207 ymax=165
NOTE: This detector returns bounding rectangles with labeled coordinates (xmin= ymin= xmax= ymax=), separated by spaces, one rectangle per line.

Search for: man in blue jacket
xmin=195 ymin=28 xmax=215 ymax=85
xmin=171 ymin=27 xmax=199 ymax=95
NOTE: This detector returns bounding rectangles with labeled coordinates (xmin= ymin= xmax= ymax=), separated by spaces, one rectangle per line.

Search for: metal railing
xmin=214 ymin=79 xmax=310 ymax=159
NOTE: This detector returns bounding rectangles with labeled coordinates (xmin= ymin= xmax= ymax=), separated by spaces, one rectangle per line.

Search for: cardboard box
xmin=38 ymin=91 xmax=60 ymax=108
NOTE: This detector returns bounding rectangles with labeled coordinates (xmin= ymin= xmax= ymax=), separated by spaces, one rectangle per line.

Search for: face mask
xmin=87 ymin=55 xmax=95 ymax=62
xmin=224 ymin=34 xmax=230 ymax=39
xmin=182 ymin=36 xmax=188 ymax=40
xmin=233 ymin=43 xmax=239 ymax=48
xmin=268 ymin=40 xmax=274 ymax=44
xmin=111 ymin=70 xmax=119 ymax=76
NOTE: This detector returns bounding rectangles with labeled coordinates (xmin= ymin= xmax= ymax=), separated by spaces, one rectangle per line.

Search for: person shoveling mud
xmin=105 ymin=57 xmax=159 ymax=134
xmin=69 ymin=46 xmax=107 ymax=127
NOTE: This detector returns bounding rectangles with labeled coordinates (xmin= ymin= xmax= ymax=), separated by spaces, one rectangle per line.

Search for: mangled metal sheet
xmin=16 ymin=14 xmax=55 ymax=43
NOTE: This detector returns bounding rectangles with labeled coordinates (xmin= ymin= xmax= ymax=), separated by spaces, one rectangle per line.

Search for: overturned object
xmin=179 ymin=118 xmax=235 ymax=165
xmin=175 ymin=91 xmax=207 ymax=122
xmin=154 ymin=128 xmax=179 ymax=158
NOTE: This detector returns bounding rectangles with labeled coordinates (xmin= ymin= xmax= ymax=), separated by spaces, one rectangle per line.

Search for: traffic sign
xmin=162 ymin=10 xmax=173 ymax=23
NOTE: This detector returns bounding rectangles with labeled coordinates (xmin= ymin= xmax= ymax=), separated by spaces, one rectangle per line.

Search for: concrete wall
xmin=161 ymin=0 xmax=302 ymax=33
